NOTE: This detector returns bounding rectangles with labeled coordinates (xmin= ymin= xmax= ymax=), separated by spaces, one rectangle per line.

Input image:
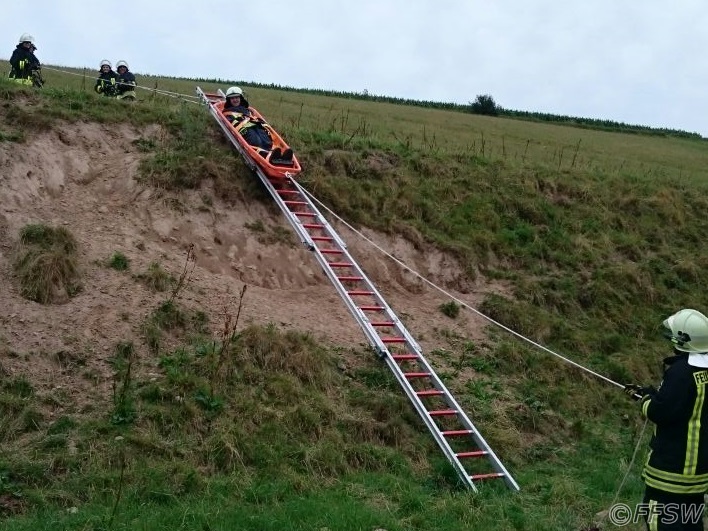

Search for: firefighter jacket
xmin=223 ymin=99 xmax=252 ymax=124
xmin=641 ymin=353 xmax=708 ymax=494
xmin=9 ymin=44 xmax=40 ymax=80
xmin=95 ymin=70 xmax=118 ymax=96
xmin=117 ymin=70 xmax=136 ymax=95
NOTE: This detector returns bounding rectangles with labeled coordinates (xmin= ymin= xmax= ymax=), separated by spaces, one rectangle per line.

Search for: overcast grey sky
xmin=4 ymin=0 xmax=708 ymax=137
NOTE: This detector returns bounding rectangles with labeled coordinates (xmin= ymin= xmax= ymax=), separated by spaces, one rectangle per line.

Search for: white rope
xmin=40 ymin=66 xmax=202 ymax=104
xmin=296 ymin=182 xmax=627 ymax=390
xmin=32 ymin=63 xmax=628 ymax=391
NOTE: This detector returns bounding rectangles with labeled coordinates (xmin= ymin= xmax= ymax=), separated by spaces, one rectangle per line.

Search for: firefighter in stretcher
xmin=222 ymin=86 xmax=293 ymax=164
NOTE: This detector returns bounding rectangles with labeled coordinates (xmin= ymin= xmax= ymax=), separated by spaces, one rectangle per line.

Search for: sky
xmin=3 ymin=0 xmax=708 ymax=137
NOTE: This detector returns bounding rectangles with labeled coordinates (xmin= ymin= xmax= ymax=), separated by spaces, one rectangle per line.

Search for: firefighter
xmin=94 ymin=60 xmax=118 ymax=97
xmin=222 ymin=86 xmax=273 ymax=153
xmin=115 ymin=60 xmax=136 ymax=100
xmin=9 ymin=33 xmax=42 ymax=87
xmin=625 ymin=308 xmax=708 ymax=530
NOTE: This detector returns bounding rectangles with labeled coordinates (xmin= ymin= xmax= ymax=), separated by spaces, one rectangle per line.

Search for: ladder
xmin=196 ymin=87 xmax=519 ymax=492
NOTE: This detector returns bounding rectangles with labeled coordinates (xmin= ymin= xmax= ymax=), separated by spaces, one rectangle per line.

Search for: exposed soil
xmin=0 ymin=122 xmax=509 ymax=415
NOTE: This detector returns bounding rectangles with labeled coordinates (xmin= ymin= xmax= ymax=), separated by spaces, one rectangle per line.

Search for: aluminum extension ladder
xmin=196 ymin=87 xmax=519 ymax=491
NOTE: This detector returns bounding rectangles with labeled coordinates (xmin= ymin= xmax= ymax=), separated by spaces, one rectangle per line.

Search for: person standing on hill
xmin=625 ymin=308 xmax=708 ymax=530
xmin=94 ymin=60 xmax=118 ymax=97
xmin=115 ymin=60 xmax=136 ymax=100
xmin=9 ymin=33 xmax=42 ymax=86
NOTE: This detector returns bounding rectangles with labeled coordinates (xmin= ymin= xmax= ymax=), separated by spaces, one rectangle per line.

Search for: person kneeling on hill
xmin=222 ymin=86 xmax=293 ymax=164
xmin=94 ymin=60 xmax=118 ymax=97
xmin=115 ymin=60 xmax=136 ymax=100
xmin=9 ymin=33 xmax=43 ymax=87
xmin=624 ymin=308 xmax=708 ymax=531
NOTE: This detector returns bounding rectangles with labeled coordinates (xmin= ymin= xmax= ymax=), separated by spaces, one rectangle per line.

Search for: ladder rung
xmin=348 ymin=290 xmax=374 ymax=296
xmin=404 ymin=372 xmax=431 ymax=378
xmin=283 ymin=200 xmax=308 ymax=206
xmin=370 ymin=321 xmax=395 ymax=327
xmin=442 ymin=429 xmax=472 ymax=436
xmin=302 ymin=223 xmax=325 ymax=229
xmin=457 ymin=451 xmax=487 ymax=459
xmin=417 ymin=389 xmax=444 ymax=397
xmin=471 ymin=473 xmax=505 ymax=481
xmin=381 ymin=337 xmax=406 ymax=343
xmin=320 ymin=249 xmax=343 ymax=254
xmin=293 ymin=212 xmax=317 ymax=217
xmin=392 ymin=354 xmax=418 ymax=360
xmin=328 ymin=262 xmax=353 ymax=268
xmin=311 ymin=236 xmax=333 ymax=242
xmin=338 ymin=276 xmax=364 ymax=282
xmin=428 ymin=409 xmax=457 ymax=416
xmin=277 ymin=189 xmax=300 ymax=195
xmin=359 ymin=305 xmax=384 ymax=311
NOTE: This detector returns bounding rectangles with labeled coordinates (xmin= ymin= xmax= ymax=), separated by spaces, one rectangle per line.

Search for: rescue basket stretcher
xmin=198 ymin=88 xmax=301 ymax=180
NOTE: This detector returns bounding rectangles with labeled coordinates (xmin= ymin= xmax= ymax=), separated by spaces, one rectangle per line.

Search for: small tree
xmin=470 ymin=94 xmax=500 ymax=116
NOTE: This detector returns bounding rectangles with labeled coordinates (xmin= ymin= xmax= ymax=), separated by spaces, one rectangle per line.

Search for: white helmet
xmin=100 ymin=59 xmax=112 ymax=68
xmin=663 ymin=309 xmax=708 ymax=353
xmin=225 ymin=86 xmax=243 ymax=98
xmin=116 ymin=60 xmax=129 ymax=69
xmin=19 ymin=34 xmax=34 ymax=44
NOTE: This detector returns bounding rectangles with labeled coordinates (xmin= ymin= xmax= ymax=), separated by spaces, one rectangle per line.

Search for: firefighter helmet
xmin=116 ymin=60 xmax=129 ymax=70
xmin=19 ymin=34 xmax=34 ymax=44
xmin=225 ymin=86 xmax=243 ymax=98
xmin=100 ymin=59 xmax=112 ymax=68
xmin=663 ymin=309 xmax=708 ymax=353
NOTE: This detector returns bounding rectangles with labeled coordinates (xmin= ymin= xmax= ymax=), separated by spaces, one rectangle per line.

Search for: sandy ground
xmin=0 ymin=121 xmax=507 ymax=411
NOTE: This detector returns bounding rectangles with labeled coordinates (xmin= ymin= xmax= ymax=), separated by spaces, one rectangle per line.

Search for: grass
xmin=0 ymin=324 xmax=649 ymax=530
xmin=107 ymin=252 xmax=130 ymax=271
xmin=0 ymin=62 xmax=703 ymax=531
xmin=12 ymin=223 xmax=81 ymax=304
xmin=439 ymin=300 xmax=461 ymax=319
xmin=135 ymin=262 xmax=174 ymax=292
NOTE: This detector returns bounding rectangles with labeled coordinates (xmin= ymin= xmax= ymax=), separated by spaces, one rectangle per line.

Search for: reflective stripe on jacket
xmin=642 ymin=354 xmax=708 ymax=494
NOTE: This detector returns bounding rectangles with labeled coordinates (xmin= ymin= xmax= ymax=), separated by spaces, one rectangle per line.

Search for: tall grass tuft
xmin=13 ymin=224 xmax=81 ymax=304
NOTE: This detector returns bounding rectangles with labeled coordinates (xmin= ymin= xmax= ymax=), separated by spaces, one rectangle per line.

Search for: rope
xmin=611 ymin=418 xmax=649 ymax=508
xmin=37 ymin=62 xmax=632 ymax=393
xmin=39 ymin=66 xmax=202 ymax=104
xmin=297 ymin=182 xmax=654 ymax=521
xmin=296 ymin=182 xmax=628 ymax=391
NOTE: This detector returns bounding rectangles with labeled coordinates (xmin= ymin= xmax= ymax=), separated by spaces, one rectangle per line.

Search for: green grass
xmin=107 ymin=252 xmax=130 ymax=271
xmin=135 ymin=262 xmax=175 ymax=292
xmin=0 ymin=323 xmax=648 ymax=530
xmin=12 ymin=223 xmax=81 ymax=304
xmin=0 ymin=62 xmax=701 ymax=531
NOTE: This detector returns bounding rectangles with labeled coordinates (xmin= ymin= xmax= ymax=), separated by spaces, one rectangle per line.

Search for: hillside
xmin=1 ymin=70 xmax=708 ymax=530
xmin=0 ymin=118 xmax=495 ymax=412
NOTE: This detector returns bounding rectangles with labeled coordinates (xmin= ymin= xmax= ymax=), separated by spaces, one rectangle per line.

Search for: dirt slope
xmin=0 ymin=122 xmax=506 ymax=411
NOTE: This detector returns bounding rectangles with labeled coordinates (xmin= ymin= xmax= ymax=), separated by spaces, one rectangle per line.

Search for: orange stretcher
xmin=198 ymin=88 xmax=301 ymax=180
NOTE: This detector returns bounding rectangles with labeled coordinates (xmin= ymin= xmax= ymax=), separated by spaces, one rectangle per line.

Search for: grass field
xmin=1 ymin=62 xmax=707 ymax=530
